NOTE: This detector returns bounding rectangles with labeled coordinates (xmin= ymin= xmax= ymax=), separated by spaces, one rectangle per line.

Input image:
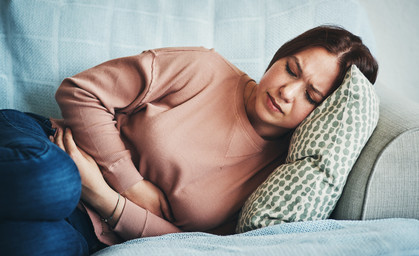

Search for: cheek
xmin=257 ymin=80 xmax=269 ymax=94
xmin=291 ymin=105 xmax=315 ymax=126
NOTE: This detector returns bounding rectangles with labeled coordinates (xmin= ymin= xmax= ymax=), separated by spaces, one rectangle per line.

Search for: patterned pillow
xmin=236 ymin=65 xmax=380 ymax=233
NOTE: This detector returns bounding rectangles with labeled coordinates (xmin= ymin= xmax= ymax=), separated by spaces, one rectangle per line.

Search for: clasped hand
xmin=50 ymin=122 xmax=174 ymax=224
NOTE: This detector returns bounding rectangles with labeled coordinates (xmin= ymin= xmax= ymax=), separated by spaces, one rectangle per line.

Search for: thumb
xmin=63 ymin=128 xmax=82 ymax=158
xmin=76 ymin=143 xmax=95 ymax=162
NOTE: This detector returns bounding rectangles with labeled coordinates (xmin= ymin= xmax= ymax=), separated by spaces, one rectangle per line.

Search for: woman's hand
xmin=53 ymin=127 xmax=107 ymax=199
xmin=122 ymin=180 xmax=174 ymax=222
xmin=52 ymin=128 xmax=124 ymax=226
xmin=52 ymin=127 xmax=174 ymax=223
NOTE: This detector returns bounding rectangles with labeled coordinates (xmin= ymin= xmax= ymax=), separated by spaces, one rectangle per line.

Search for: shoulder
xmin=150 ymin=46 xmax=213 ymax=54
xmin=146 ymin=47 xmax=245 ymax=77
xmin=138 ymin=47 xmax=248 ymax=104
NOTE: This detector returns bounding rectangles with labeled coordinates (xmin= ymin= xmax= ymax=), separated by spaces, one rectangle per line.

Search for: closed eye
xmin=286 ymin=62 xmax=297 ymax=77
xmin=305 ymin=91 xmax=319 ymax=106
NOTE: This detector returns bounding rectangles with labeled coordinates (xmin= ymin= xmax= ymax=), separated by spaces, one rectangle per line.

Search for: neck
xmin=253 ymin=117 xmax=290 ymax=140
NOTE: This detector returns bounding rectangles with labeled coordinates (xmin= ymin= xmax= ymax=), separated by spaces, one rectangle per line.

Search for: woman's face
xmin=252 ymin=47 xmax=339 ymax=139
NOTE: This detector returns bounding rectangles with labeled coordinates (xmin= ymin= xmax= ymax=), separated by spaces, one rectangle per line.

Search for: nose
xmin=279 ymin=81 xmax=303 ymax=103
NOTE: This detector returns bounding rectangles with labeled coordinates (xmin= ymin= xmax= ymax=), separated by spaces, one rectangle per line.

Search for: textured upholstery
xmin=94 ymin=219 xmax=419 ymax=256
xmin=0 ymin=0 xmax=374 ymax=117
xmin=331 ymin=84 xmax=419 ymax=220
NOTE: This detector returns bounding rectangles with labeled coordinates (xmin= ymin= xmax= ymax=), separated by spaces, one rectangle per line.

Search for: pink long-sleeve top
xmin=56 ymin=47 xmax=288 ymax=245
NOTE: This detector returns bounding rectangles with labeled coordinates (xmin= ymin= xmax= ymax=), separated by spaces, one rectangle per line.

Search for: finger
xmin=55 ymin=128 xmax=65 ymax=151
xmin=160 ymin=197 xmax=174 ymax=222
xmin=62 ymin=129 xmax=95 ymax=162
xmin=77 ymin=144 xmax=95 ymax=162
xmin=63 ymin=128 xmax=81 ymax=158
xmin=50 ymin=118 xmax=65 ymax=130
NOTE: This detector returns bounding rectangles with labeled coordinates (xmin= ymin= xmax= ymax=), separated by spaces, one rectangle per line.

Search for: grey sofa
xmin=1 ymin=0 xmax=418 ymax=239
xmin=331 ymin=84 xmax=419 ymax=220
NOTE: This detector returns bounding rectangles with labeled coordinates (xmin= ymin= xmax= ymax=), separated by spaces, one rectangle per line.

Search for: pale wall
xmin=359 ymin=0 xmax=419 ymax=102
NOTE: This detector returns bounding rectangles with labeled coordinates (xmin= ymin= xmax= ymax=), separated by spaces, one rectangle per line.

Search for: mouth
xmin=267 ymin=93 xmax=284 ymax=114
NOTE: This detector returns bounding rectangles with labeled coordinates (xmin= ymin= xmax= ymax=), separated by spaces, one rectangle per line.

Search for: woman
xmin=0 ymin=25 xmax=378 ymax=255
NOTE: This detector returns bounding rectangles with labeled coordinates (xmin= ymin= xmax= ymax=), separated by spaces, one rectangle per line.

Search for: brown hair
xmin=266 ymin=25 xmax=378 ymax=89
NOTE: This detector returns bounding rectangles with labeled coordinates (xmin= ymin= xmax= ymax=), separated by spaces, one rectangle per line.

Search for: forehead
xmin=295 ymin=47 xmax=339 ymax=93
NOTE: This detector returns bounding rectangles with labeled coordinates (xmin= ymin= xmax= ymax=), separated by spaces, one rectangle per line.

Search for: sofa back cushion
xmin=0 ymin=0 xmax=375 ymax=117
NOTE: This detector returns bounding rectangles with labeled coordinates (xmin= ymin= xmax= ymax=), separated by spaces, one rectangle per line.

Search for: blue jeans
xmin=0 ymin=109 xmax=105 ymax=255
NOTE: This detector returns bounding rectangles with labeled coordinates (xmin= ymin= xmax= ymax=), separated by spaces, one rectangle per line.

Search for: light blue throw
xmin=94 ymin=218 xmax=419 ymax=256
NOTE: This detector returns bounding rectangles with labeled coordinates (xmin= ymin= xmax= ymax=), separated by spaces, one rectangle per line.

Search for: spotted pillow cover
xmin=236 ymin=65 xmax=380 ymax=233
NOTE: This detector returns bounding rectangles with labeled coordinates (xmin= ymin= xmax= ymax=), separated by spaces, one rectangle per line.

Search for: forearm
xmin=113 ymin=199 xmax=182 ymax=240
xmin=83 ymin=185 xmax=124 ymax=228
xmin=55 ymin=53 xmax=155 ymax=192
xmin=56 ymin=81 xmax=143 ymax=192
xmin=53 ymin=128 xmax=180 ymax=239
xmin=85 ymin=183 xmax=181 ymax=239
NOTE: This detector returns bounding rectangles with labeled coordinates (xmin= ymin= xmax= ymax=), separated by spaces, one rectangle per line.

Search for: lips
xmin=267 ymin=93 xmax=284 ymax=114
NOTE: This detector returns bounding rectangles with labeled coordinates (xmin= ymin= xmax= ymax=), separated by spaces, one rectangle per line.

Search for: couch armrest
xmin=331 ymin=83 xmax=419 ymax=220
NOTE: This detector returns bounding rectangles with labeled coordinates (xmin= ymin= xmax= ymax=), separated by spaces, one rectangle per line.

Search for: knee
xmin=0 ymin=141 xmax=82 ymax=221
xmin=37 ymin=144 xmax=82 ymax=216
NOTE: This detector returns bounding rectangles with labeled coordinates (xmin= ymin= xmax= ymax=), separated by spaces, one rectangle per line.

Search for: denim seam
xmin=0 ymin=111 xmax=51 ymax=161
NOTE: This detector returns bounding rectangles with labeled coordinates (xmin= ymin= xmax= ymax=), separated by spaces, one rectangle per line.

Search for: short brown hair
xmin=266 ymin=25 xmax=378 ymax=89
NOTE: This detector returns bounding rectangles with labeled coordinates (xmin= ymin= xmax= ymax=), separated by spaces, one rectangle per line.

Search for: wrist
xmin=81 ymin=184 xmax=111 ymax=209
xmin=101 ymin=193 xmax=126 ymax=227
xmin=121 ymin=180 xmax=143 ymax=198
xmin=83 ymin=186 xmax=118 ymax=214
xmin=88 ymin=188 xmax=125 ymax=227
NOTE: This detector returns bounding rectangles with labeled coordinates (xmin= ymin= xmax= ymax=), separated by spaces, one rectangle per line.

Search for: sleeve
xmin=56 ymin=47 xmax=216 ymax=192
xmin=56 ymin=47 xmax=221 ymax=240
xmin=55 ymin=50 xmax=155 ymax=192
xmin=113 ymin=199 xmax=181 ymax=240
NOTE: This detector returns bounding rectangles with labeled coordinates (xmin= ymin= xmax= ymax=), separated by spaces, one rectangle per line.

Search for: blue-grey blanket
xmin=94 ymin=218 xmax=419 ymax=256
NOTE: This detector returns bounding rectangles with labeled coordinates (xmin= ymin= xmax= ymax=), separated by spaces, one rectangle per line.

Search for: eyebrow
xmin=290 ymin=55 xmax=325 ymax=99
